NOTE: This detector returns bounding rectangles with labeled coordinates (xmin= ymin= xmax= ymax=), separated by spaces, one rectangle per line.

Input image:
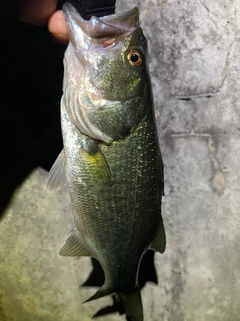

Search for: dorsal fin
xmin=150 ymin=216 xmax=166 ymax=254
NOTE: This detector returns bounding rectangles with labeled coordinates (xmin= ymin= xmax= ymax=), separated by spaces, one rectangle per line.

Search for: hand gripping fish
xmin=47 ymin=3 xmax=166 ymax=321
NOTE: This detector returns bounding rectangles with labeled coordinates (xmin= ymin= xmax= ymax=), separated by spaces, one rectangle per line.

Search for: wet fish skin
xmin=48 ymin=3 xmax=165 ymax=321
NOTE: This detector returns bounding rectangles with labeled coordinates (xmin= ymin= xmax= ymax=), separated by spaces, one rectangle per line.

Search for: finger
xmin=18 ymin=0 xmax=57 ymax=25
xmin=48 ymin=10 xmax=69 ymax=44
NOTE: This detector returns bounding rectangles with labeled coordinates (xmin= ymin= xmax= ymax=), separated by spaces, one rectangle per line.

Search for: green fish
xmin=47 ymin=3 xmax=165 ymax=321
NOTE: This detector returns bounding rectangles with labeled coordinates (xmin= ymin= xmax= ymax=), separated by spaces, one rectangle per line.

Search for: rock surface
xmin=1 ymin=0 xmax=240 ymax=320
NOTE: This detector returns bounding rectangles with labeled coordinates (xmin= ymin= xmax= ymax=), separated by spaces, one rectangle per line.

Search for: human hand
xmin=18 ymin=0 xmax=68 ymax=43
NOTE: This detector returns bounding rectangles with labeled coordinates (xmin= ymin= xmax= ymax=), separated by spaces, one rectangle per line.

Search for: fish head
xmin=63 ymin=3 xmax=151 ymax=143
xmin=84 ymin=20 xmax=148 ymax=102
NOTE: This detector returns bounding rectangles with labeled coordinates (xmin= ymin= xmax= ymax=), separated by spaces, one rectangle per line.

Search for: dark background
xmin=1 ymin=1 xmax=65 ymax=217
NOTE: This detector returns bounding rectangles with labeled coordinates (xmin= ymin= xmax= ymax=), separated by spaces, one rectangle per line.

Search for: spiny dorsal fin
xmin=150 ymin=217 xmax=166 ymax=254
xmin=59 ymin=228 xmax=90 ymax=257
xmin=46 ymin=149 xmax=67 ymax=192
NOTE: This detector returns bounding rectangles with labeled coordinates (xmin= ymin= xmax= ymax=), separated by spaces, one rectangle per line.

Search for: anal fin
xmin=59 ymin=227 xmax=90 ymax=257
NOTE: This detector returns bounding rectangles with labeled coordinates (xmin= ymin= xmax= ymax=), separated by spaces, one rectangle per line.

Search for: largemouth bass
xmin=47 ymin=3 xmax=165 ymax=321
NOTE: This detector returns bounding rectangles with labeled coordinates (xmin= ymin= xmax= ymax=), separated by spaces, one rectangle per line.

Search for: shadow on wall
xmin=1 ymin=3 xmax=65 ymax=218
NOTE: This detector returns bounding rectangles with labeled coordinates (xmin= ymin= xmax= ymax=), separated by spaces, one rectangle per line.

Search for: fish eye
xmin=127 ymin=50 xmax=143 ymax=67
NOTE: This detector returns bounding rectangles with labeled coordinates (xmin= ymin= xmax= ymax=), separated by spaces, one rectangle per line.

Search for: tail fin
xmin=121 ymin=287 xmax=143 ymax=321
xmin=84 ymin=283 xmax=114 ymax=303
xmin=84 ymin=283 xmax=143 ymax=321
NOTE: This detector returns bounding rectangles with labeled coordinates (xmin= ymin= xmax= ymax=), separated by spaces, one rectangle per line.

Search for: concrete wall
xmin=1 ymin=1 xmax=240 ymax=320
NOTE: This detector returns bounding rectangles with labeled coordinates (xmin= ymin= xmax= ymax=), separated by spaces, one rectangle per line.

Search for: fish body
xmin=47 ymin=3 xmax=165 ymax=320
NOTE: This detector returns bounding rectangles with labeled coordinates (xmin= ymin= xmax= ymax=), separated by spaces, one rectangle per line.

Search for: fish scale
xmin=47 ymin=3 xmax=165 ymax=321
xmin=63 ymin=104 xmax=160 ymax=279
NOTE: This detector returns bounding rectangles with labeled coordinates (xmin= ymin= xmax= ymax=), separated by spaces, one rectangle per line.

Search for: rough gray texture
xmin=1 ymin=0 xmax=240 ymax=320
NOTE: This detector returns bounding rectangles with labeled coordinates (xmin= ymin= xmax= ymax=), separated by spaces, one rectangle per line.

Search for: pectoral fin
xmin=46 ymin=149 xmax=67 ymax=192
xmin=59 ymin=227 xmax=90 ymax=256
xmin=81 ymin=138 xmax=111 ymax=182
xmin=150 ymin=217 xmax=166 ymax=254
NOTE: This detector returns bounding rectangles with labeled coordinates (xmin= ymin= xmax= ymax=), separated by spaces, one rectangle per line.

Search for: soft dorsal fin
xmin=59 ymin=228 xmax=90 ymax=257
xmin=150 ymin=217 xmax=166 ymax=254
xmin=46 ymin=149 xmax=67 ymax=192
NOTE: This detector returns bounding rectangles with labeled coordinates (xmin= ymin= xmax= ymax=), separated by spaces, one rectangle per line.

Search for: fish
xmin=47 ymin=2 xmax=166 ymax=321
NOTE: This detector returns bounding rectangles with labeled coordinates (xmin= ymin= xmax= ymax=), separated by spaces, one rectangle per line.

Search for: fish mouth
xmin=63 ymin=3 xmax=139 ymax=39
xmin=86 ymin=91 xmax=138 ymax=105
